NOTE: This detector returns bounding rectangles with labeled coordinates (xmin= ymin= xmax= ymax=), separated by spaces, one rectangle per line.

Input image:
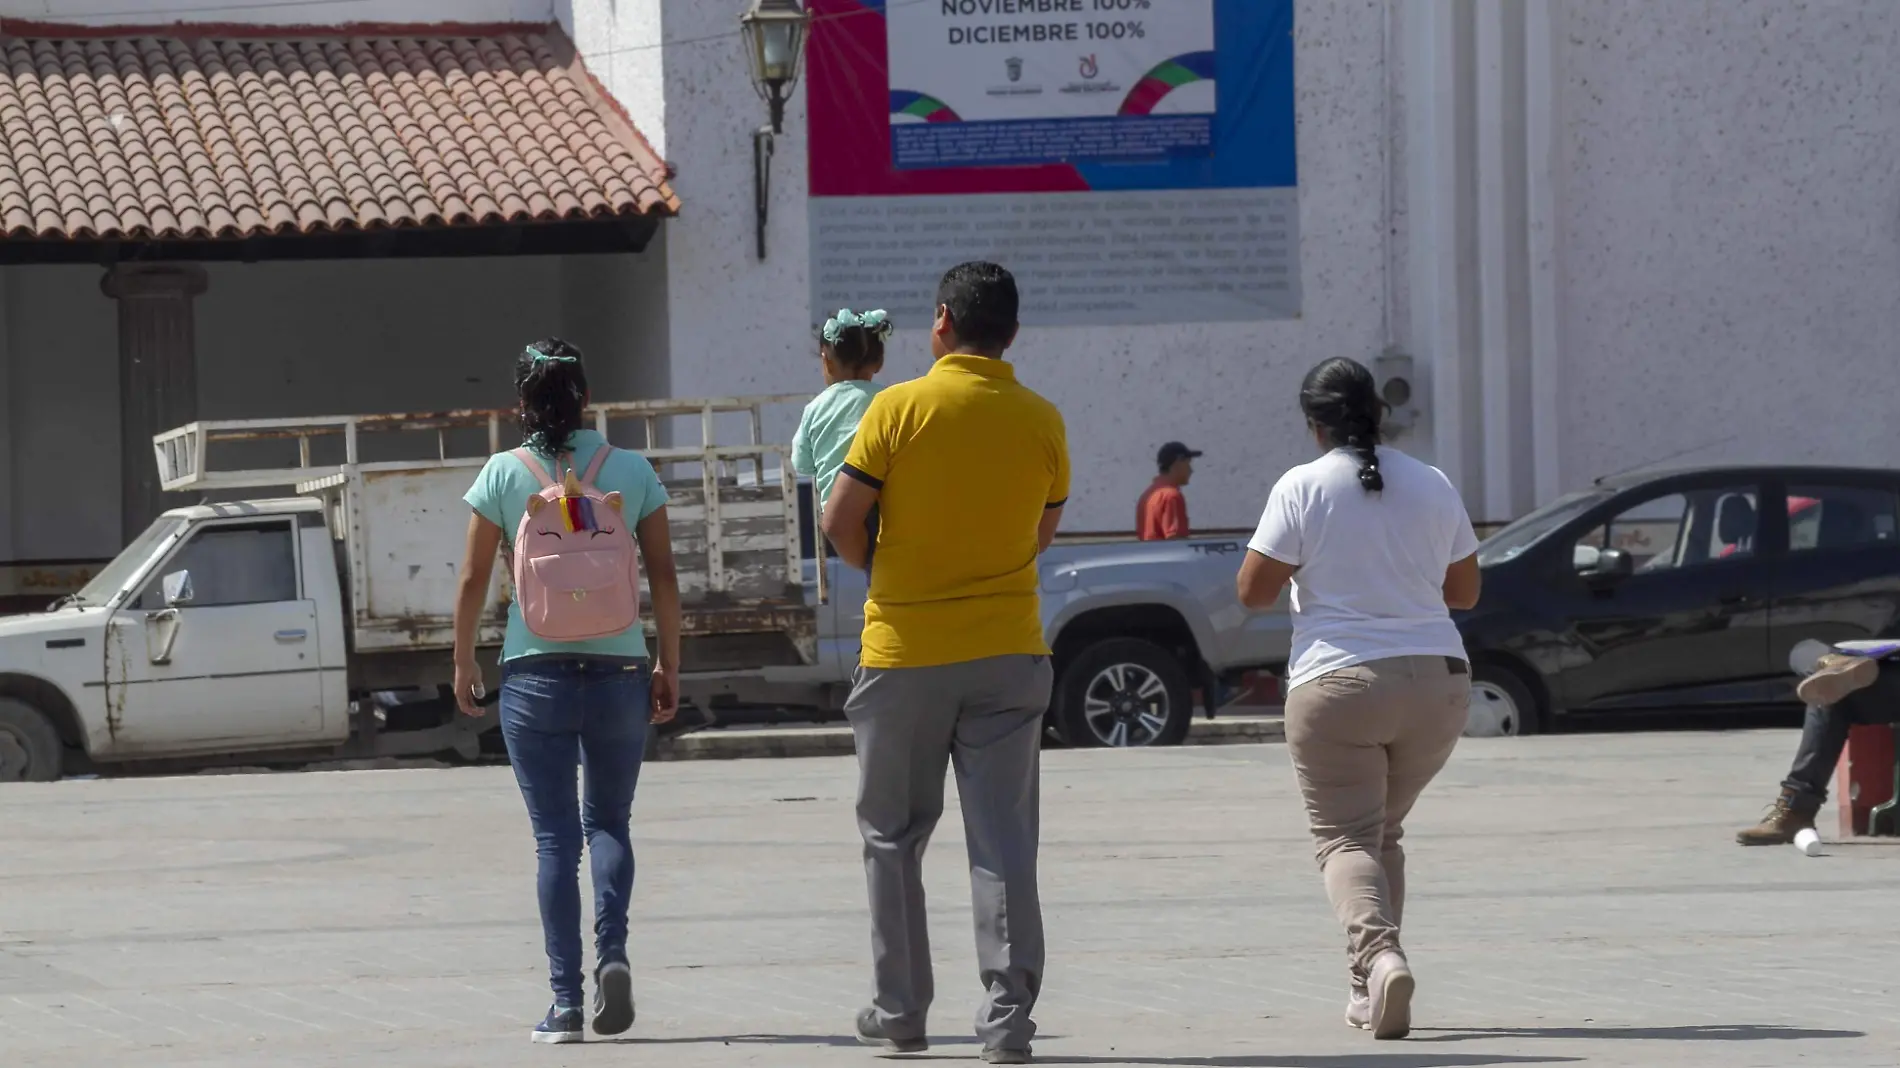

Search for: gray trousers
xmin=844 ymin=653 xmax=1054 ymax=1051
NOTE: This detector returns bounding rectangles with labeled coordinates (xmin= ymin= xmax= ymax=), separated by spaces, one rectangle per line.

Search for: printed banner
xmin=807 ymin=0 xmax=1299 ymax=327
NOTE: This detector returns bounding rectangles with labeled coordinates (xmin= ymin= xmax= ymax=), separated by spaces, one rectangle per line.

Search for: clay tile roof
xmin=0 ymin=23 xmax=677 ymax=241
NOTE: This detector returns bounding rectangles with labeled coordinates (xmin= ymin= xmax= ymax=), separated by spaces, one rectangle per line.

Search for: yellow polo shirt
xmin=841 ymin=354 xmax=1070 ymax=669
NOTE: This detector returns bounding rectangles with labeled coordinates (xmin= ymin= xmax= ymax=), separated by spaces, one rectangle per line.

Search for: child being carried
xmin=792 ymin=308 xmax=891 ymax=568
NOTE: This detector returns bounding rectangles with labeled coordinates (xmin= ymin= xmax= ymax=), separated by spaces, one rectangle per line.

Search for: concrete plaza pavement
xmin=2 ymin=730 xmax=1896 ymax=1068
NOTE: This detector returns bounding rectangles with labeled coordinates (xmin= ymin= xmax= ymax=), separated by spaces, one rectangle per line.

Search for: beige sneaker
xmin=1345 ymin=986 xmax=1371 ymax=1030
xmin=1796 ymin=654 xmax=1877 ymax=707
xmin=1367 ymin=950 xmax=1415 ymax=1040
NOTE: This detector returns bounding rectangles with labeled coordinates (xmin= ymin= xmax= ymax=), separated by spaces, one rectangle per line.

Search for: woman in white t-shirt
xmin=1236 ymin=357 xmax=1481 ymax=1041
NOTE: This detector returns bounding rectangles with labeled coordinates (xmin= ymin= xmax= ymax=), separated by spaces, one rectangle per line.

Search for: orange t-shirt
xmin=1137 ymin=478 xmax=1189 ymax=541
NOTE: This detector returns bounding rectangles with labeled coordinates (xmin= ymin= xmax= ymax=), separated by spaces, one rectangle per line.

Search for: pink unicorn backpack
xmin=509 ymin=445 xmax=641 ymax=642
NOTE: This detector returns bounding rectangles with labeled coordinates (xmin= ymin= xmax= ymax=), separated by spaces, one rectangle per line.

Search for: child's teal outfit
xmin=792 ymin=380 xmax=884 ymax=511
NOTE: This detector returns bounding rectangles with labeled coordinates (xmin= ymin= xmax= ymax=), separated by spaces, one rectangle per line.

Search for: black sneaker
xmin=855 ymin=1006 xmax=927 ymax=1054
xmin=593 ymin=959 xmax=636 ymax=1036
xmin=532 ymin=1004 xmax=585 ymax=1044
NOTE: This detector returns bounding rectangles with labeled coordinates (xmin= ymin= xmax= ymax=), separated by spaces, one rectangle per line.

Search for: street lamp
xmin=740 ymin=0 xmax=810 ymax=135
xmin=740 ymin=0 xmax=810 ymax=260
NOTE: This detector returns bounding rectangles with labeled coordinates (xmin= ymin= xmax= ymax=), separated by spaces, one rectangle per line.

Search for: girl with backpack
xmin=451 ymin=338 xmax=680 ymax=1044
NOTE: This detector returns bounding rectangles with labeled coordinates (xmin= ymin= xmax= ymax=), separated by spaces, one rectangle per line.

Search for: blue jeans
xmin=1784 ymin=663 xmax=1900 ymax=802
xmin=500 ymin=656 xmax=650 ymax=1007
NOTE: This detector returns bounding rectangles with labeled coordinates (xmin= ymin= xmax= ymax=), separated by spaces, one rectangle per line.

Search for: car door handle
xmin=274 ymin=629 xmax=308 ymax=642
xmin=1718 ymin=594 xmax=1757 ymax=607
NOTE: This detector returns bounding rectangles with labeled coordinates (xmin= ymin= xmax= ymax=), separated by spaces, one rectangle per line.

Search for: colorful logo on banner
xmin=1120 ymin=51 xmax=1215 ymax=115
xmin=806 ymin=0 xmax=1299 ymax=327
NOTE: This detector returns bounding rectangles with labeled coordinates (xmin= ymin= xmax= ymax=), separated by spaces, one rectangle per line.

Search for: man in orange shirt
xmin=1137 ymin=441 xmax=1200 ymax=540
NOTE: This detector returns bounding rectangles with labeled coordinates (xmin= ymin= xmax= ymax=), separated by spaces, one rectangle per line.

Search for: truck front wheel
xmin=0 ymin=697 xmax=64 ymax=783
xmin=1053 ymin=639 xmax=1193 ymax=748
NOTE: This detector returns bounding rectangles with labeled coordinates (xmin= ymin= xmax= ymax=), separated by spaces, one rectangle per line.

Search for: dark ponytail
xmin=515 ymin=338 xmax=589 ymax=455
xmin=823 ymin=325 xmax=886 ymax=372
xmin=1299 ymin=357 xmax=1387 ymax=492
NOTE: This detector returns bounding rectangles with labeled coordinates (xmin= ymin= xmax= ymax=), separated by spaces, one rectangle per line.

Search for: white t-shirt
xmin=1248 ymin=447 xmax=1479 ymax=690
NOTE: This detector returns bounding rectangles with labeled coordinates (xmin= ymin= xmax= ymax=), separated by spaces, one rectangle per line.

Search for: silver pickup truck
xmin=675 ymin=483 xmax=1292 ymax=747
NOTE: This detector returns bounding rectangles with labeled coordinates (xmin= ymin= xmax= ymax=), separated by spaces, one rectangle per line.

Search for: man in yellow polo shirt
xmin=821 ymin=261 xmax=1067 ymax=1065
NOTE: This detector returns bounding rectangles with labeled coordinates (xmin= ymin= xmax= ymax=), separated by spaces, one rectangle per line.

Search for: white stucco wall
xmin=3 ymin=253 xmax=667 ymax=562
xmin=642 ymin=0 xmax=1399 ymax=532
xmin=1556 ymin=0 xmax=1900 ymax=486
xmin=557 ymin=0 xmax=667 ymax=157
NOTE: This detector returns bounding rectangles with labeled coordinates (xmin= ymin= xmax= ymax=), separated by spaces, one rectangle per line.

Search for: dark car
xmin=1460 ymin=465 xmax=1900 ymax=734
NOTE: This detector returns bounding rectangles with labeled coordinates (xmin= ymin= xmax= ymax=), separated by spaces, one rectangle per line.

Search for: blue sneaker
xmin=532 ymin=1004 xmax=585 ymax=1044
xmin=592 ymin=960 xmax=636 ymax=1036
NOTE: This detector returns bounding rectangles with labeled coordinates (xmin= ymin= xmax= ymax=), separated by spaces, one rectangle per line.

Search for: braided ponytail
xmin=1299 ymin=357 xmax=1387 ymax=494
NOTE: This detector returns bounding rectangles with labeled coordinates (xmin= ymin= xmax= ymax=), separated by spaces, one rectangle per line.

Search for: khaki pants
xmin=1284 ymin=655 xmax=1471 ymax=987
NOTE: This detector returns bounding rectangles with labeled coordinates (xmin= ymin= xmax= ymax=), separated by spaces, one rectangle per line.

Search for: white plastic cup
xmin=1793 ymin=827 xmax=1824 ymax=857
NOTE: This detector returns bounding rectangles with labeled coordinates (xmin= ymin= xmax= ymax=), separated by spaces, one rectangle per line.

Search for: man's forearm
xmin=830 ymin=525 xmax=871 ymax=570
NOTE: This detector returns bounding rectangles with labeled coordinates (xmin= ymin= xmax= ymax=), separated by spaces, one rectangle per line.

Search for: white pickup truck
xmin=0 ymin=398 xmax=820 ymax=782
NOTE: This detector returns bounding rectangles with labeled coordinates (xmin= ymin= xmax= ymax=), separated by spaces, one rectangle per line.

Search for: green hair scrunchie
xmin=823 ymin=308 xmax=894 ymax=345
xmin=525 ymin=345 xmax=579 ymax=365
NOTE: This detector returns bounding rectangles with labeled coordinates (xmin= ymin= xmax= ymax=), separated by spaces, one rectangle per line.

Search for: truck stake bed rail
xmin=153 ymin=396 xmax=824 ymax=663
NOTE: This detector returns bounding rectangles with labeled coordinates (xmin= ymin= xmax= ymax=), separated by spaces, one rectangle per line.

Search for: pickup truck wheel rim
xmin=0 ymin=730 xmax=29 ymax=780
xmin=1082 ymin=663 xmax=1171 ymax=747
xmin=1469 ymin=680 xmax=1522 ymax=736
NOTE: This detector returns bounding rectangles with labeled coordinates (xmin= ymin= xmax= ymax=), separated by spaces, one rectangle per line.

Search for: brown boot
xmin=1736 ymin=789 xmax=1821 ymax=846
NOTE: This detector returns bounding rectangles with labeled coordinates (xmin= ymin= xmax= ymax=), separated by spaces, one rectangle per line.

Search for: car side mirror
xmin=1580 ymin=547 xmax=1633 ymax=582
xmin=162 ymin=569 xmax=194 ymax=607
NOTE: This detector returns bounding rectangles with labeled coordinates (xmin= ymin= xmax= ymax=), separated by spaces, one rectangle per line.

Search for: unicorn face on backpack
xmin=525 ymin=470 xmax=623 ymax=543
xmin=512 ymin=453 xmax=642 ymax=642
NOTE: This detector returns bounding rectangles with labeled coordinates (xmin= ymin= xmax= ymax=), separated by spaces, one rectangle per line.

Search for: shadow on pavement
xmin=594 ymin=1037 xmax=1572 ymax=1066
xmin=613 ymin=1033 xmax=985 ymax=1047
xmin=1033 ymin=1048 xmax=1580 ymax=1056
xmin=1411 ymin=1024 xmax=1863 ymax=1042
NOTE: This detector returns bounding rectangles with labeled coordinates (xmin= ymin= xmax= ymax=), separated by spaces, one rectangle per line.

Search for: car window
xmin=136 ymin=520 xmax=299 ymax=609
xmin=1574 ymin=486 xmax=1759 ymax=573
xmin=1477 ymin=489 xmax=1610 ymax=566
xmin=1787 ymin=485 xmax=1900 ymax=553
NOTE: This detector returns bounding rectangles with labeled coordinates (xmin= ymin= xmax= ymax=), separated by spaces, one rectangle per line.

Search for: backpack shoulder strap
xmin=511 ymin=447 xmax=557 ymax=490
xmin=579 ymin=444 xmax=614 ymax=487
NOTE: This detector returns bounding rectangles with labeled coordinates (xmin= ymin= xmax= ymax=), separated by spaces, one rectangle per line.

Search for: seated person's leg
xmin=1739 ymin=659 xmax=1900 ymax=845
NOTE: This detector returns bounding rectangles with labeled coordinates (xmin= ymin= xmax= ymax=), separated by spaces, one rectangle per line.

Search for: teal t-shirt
xmin=791 ymin=380 xmax=883 ymax=512
xmin=464 ymin=430 xmax=670 ymax=662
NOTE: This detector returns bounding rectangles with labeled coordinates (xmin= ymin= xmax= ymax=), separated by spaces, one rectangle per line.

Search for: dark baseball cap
xmin=1157 ymin=442 xmax=1203 ymax=469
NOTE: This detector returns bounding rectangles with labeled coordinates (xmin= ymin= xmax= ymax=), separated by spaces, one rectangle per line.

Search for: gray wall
xmin=2 ymin=251 xmax=668 ymax=562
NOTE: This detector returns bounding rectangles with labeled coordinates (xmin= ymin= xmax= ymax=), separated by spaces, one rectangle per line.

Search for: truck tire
xmin=0 ymin=698 xmax=64 ymax=783
xmin=1054 ymin=639 xmax=1194 ymax=748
